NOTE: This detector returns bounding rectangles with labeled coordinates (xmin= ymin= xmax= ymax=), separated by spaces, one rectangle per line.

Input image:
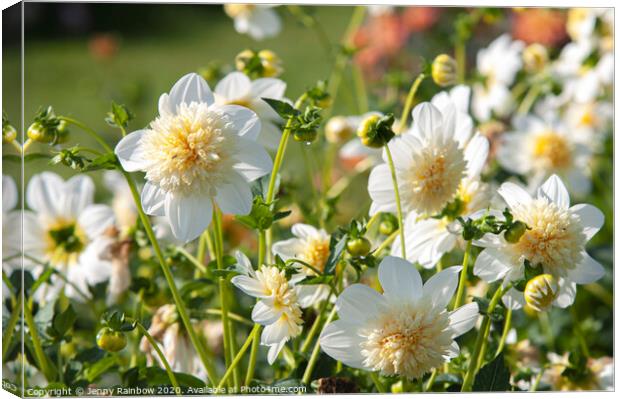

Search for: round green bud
xmin=524 ymin=274 xmax=558 ymax=312
xmin=2 ymin=124 xmax=17 ymax=143
xmin=379 ymin=220 xmax=397 ymax=235
xmin=258 ymin=49 xmax=283 ymax=78
xmin=293 ymin=130 xmax=318 ymax=143
xmin=431 ymin=54 xmax=458 ymax=87
xmin=346 ymin=237 xmax=371 ymax=257
xmin=504 ymin=221 xmax=528 ymax=243
xmin=96 ymin=327 xmax=127 ymax=352
xmin=357 ymin=114 xmax=395 ymax=148
xmin=27 ymin=122 xmax=52 ymax=143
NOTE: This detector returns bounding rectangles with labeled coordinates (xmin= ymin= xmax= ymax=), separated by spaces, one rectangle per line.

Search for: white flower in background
xmin=389 ymin=87 xmax=491 ymax=268
xmin=473 ymin=175 xmax=605 ymax=309
xmin=224 ymin=4 xmax=282 ymax=41
xmin=319 ymin=256 xmax=478 ymax=379
xmin=498 ymin=114 xmax=592 ymax=196
xmin=472 ymin=34 xmax=524 ymax=121
xmin=272 ymin=223 xmax=332 ymax=307
xmin=115 ymin=73 xmax=272 ymax=243
xmin=2 ymin=356 xmax=47 ymax=388
xmin=566 ymin=8 xmax=613 ymax=51
xmin=140 ymin=304 xmax=207 ymax=379
xmin=214 ymin=71 xmax=287 ymax=150
xmin=564 ymin=100 xmax=613 ymax=151
xmin=10 ymin=172 xmax=115 ymax=301
xmin=553 ymin=40 xmax=613 ymax=104
xmin=231 ymin=251 xmax=303 ymax=364
xmin=542 ymin=353 xmax=613 ymax=391
xmin=368 ymin=99 xmax=489 ymax=217
xmin=103 ymin=170 xmax=137 ymax=233
xmin=367 ymin=5 xmax=395 ymax=16
xmin=2 ymin=175 xmax=18 ymax=261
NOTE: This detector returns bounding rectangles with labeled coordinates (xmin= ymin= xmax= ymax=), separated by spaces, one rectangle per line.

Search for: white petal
xmin=261 ymin=317 xmax=290 ymax=345
xmin=335 ymin=284 xmax=386 ymax=324
xmin=26 ymin=172 xmax=64 ymax=216
xmin=164 ymin=193 xmax=212 ymax=243
xmin=570 ymin=204 xmax=604 ymax=240
xmin=252 ymin=301 xmax=282 ymax=325
xmin=422 ymin=266 xmax=462 ymax=310
xmin=234 ymin=250 xmax=254 ymax=275
xmin=319 ymin=320 xmax=366 ymax=369
xmin=267 ymin=340 xmax=286 ymax=365
xmin=537 ymin=175 xmax=570 ymax=209
xmin=257 ymin=121 xmax=282 ymax=150
xmin=78 ymin=204 xmax=115 ymax=239
xmin=2 ymin=175 xmax=18 ymax=212
xmin=296 ymin=284 xmax=331 ymax=308
xmin=232 ymin=137 xmax=273 ymax=181
xmin=141 ymin=182 xmax=166 ymax=216
xmin=246 ymin=8 xmax=282 ymax=40
xmin=168 ymin=73 xmax=214 ymax=109
xmin=448 ymin=302 xmax=479 ymax=338
xmin=554 ymin=279 xmax=576 ymax=308
xmin=367 ymin=164 xmax=397 ymax=215
xmin=251 ymin=78 xmax=286 ymax=99
xmin=502 ymin=288 xmax=524 ymax=310
xmin=215 ymin=173 xmax=253 ymax=216
xmin=216 ymin=104 xmax=261 ymax=140
xmin=63 ymin=174 xmax=95 ymax=216
xmin=232 ymin=275 xmax=266 ymax=298
xmin=497 ymin=182 xmax=532 ymax=210
xmin=271 ymin=238 xmax=303 ymax=261
xmin=158 ymin=93 xmax=172 ymax=115
xmin=115 ymin=129 xmax=149 ymax=172
xmin=378 ymin=255 xmax=422 ymax=303
xmin=473 ymin=248 xmax=512 ymax=282
xmin=411 ymin=102 xmax=443 ymax=142
xmin=567 ymin=253 xmax=605 ymax=284
xmin=291 ymin=223 xmax=320 ymax=239
xmin=215 ymin=72 xmax=252 ymax=100
xmin=464 ymin=133 xmax=489 ymax=178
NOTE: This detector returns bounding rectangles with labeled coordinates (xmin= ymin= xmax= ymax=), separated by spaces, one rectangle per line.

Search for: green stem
xmin=353 ymin=64 xmax=369 ymax=113
xmin=530 ymin=368 xmax=544 ymax=391
xmin=424 ymin=369 xmax=438 ymax=392
xmin=122 ymin=171 xmax=218 ymax=386
xmin=175 ymin=246 xmax=208 ymax=274
xmin=203 ymin=309 xmax=253 ymax=326
xmin=397 ymin=73 xmax=426 ymax=133
xmin=455 ymin=41 xmax=466 ymax=83
xmin=299 ymin=299 xmax=330 ymax=354
xmin=461 ymin=283 xmax=512 ymax=392
xmin=301 ymin=307 xmax=337 ymax=385
xmin=571 ymin=307 xmax=589 ymax=357
xmin=453 ymin=241 xmax=472 ymax=310
xmin=372 ymin=229 xmax=399 ymax=255
xmin=61 ymin=117 xmax=112 ymax=152
xmin=23 ymin=300 xmax=55 ymax=381
xmin=258 ymin=230 xmax=266 ymax=266
xmin=136 ymin=322 xmax=180 ymax=392
xmin=217 ymin=324 xmax=261 ymax=390
xmin=2 ymin=294 xmax=22 ymax=361
xmin=244 ymin=325 xmax=262 ymax=386
xmin=495 ymin=307 xmax=513 ymax=357
xmin=538 ymin=311 xmax=555 ymax=352
xmin=517 ymin=83 xmax=542 ymax=115
xmin=370 ymin=373 xmax=387 ymax=393
xmin=383 ymin=144 xmax=406 ymax=259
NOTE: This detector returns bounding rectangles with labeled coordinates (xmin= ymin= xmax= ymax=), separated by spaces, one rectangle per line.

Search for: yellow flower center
xmin=405 ymin=140 xmax=466 ymax=214
xmin=224 ymin=4 xmax=255 ymax=18
xmin=360 ymin=304 xmax=452 ymax=380
xmin=45 ymin=218 xmax=88 ymax=267
xmin=142 ymin=103 xmax=237 ymax=196
xmin=510 ymin=199 xmax=586 ymax=277
xmin=301 ymin=237 xmax=330 ymax=275
xmin=531 ymin=131 xmax=572 ymax=171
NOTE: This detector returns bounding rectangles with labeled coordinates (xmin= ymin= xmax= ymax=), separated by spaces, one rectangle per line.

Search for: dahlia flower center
xmin=578 ymin=107 xmax=596 ymax=127
xmin=301 ymin=237 xmax=330 ymax=275
xmin=141 ymin=103 xmax=236 ymax=196
xmin=511 ymin=199 xmax=586 ymax=277
xmin=360 ymin=304 xmax=453 ymax=380
xmin=406 ymin=140 xmax=466 ymax=214
xmin=45 ymin=218 xmax=88 ymax=266
xmin=531 ymin=131 xmax=572 ymax=170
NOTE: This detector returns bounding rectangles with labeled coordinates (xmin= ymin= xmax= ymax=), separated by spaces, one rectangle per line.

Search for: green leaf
xmin=324 ymin=233 xmax=348 ymax=275
xmin=262 ymin=98 xmax=299 ymax=119
xmin=105 ymin=101 xmax=134 ymax=129
xmin=472 ymin=354 xmax=512 ymax=391
xmin=51 ymin=304 xmax=77 ymax=338
xmin=84 ymin=355 xmax=117 ymax=382
xmin=82 ymin=152 xmax=118 ymax=172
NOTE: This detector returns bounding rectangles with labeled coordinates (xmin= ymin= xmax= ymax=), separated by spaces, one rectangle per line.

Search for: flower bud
xmin=504 ymin=221 xmax=528 ymax=243
xmin=347 ymin=237 xmax=371 ymax=257
xmin=325 ymin=116 xmax=353 ymax=144
xmin=379 ymin=219 xmax=397 ymax=235
xmin=258 ymin=49 xmax=283 ymax=78
xmin=524 ymin=273 xmax=558 ymax=312
xmin=27 ymin=122 xmax=52 ymax=143
xmin=293 ymin=130 xmax=318 ymax=143
xmin=357 ymin=114 xmax=395 ymax=148
xmin=431 ymin=54 xmax=458 ymax=87
xmin=2 ymin=123 xmax=17 ymax=143
xmin=235 ymin=49 xmax=283 ymax=78
xmin=96 ymin=327 xmax=128 ymax=352
xmin=522 ymin=43 xmax=548 ymax=73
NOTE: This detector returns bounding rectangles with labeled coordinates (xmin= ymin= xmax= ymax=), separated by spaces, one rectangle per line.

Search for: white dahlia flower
xmin=115 ymin=73 xmax=272 ymax=243
xmin=224 ymin=4 xmax=282 ymax=41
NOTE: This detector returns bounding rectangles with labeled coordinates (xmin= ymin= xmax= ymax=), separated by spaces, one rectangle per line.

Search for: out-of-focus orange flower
xmin=402 ymin=7 xmax=441 ymax=34
xmin=88 ymin=33 xmax=119 ymax=61
xmin=511 ymin=9 xmax=568 ymax=47
xmin=222 ymin=214 xmax=256 ymax=250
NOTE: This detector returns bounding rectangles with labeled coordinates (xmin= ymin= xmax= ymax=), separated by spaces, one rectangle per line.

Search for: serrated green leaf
xmin=324 ymin=233 xmax=348 ymax=275
xmin=472 ymin=354 xmax=512 ymax=391
xmin=262 ymin=98 xmax=299 ymax=119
